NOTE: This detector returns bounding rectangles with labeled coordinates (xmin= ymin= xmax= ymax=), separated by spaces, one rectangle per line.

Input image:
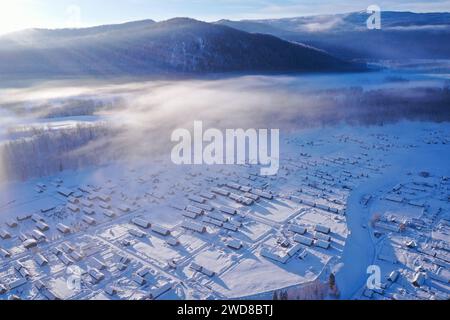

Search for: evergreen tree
xmin=272 ymin=291 xmax=278 ymax=300
xmin=329 ymin=273 xmax=336 ymax=289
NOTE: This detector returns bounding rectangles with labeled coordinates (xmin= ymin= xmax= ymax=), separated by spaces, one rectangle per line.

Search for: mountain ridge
xmin=214 ymin=11 xmax=450 ymax=60
xmin=0 ymin=17 xmax=363 ymax=77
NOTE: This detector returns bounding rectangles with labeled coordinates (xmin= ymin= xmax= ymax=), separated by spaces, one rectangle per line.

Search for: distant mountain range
xmin=216 ymin=11 xmax=450 ymax=60
xmin=2 ymin=11 xmax=448 ymax=78
xmin=0 ymin=18 xmax=360 ymax=78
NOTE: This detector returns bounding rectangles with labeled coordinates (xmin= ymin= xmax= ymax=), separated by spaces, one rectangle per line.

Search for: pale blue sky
xmin=1 ymin=0 xmax=450 ymax=34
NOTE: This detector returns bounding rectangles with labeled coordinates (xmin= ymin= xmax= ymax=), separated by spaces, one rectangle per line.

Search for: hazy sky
xmin=1 ymin=0 xmax=450 ymax=34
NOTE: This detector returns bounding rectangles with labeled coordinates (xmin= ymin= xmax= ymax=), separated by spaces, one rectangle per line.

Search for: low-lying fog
xmin=1 ymin=71 xmax=449 ymax=182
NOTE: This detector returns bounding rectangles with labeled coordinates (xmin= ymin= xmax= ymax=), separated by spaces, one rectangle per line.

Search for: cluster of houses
xmin=0 ymin=211 xmax=55 ymax=257
xmin=167 ymin=184 xmax=253 ymax=237
xmin=0 ymin=176 xmax=181 ymax=299
xmin=64 ymin=186 xmax=128 ymax=226
xmin=129 ymin=217 xmax=179 ymax=246
xmin=0 ymin=142 xmax=357 ymax=300
xmin=0 ymin=227 xmax=177 ymax=300
xmin=260 ymin=222 xmax=334 ymax=264
xmin=361 ymin=174 xmax=450 ymax=300
xmin=0 ymin=179 xmax=138 ymax=275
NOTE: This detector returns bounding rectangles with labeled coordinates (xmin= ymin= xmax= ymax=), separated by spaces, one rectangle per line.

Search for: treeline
xmin=41 ymin=97 xmax=123 ymax=119
xmin=340 ymin=85 xmax=450 ymax=125
xmin=4 ymin=96 xmax=123 ymax=120
xmin=281 ymin=85 xmax=450 ymax=131
xmin=0 ymin=123 xmax=120 ymax=181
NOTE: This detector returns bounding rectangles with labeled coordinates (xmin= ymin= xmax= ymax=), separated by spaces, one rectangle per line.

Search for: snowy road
xmin=334 ymin=186 xmax=375 ymax=299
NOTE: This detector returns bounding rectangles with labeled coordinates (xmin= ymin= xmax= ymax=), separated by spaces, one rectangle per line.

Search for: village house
xmin=286 ymin=243 xmax=302 ymax=257
xmin=189 ymin=195 xmax=206 ymax=204
xmin=226 ymin=239 xmax=243 ymax=250
xmin=103 ymin=210 xmax=116 ymax=218
xmin=59 ymin=253 xmax=73 ymax=266
xmin=105 ymin=285 xmax=117 ymax=296
xmin=89 ymin=268 xmax=105 ymax=283
xmin=203 ymin=217 xmax=223 ymax=227
xmin=211 ymin=188 xmax=230 ymax=197
xmin=23 ymin=238 xmax=38 ymax=249
xmin=288 ymin=224 xmax=306 ymax=235
xmin=0 ymin=229 xmax=11 ymax=240
xmin=250 ymin=189 xmax=273 ymax=200
xmin=100 ymin=202 xmax=112 ymax=210
xmin=315 ymin=224 xmax=331 ymax=234
xmin=57 ymin=187 xmax=73 ymax=198
xmin=195 ymin=203 xmax=214 ymax=212
xmin=61 ymin=242 xmax=75 ymax=253
xmin=315 ymin=239 xmax=331 ymax=249
xmin=185 ymin=205 xmax=204 ymax=217
xmin=17 ymin=213 xmax=32 ymax=222
xmin=36 ymin=221 xmax=49 ymax=231
xmin=181 ymin=220 xmax=206 ymax=233
xmin=70 ymin=251 xmax=83 ymax=262
xmin=166 ymin=237 xmax=180 ymax=246
xmin=132 ymin=217 xmax=151 ymax=229
xmin=83 ymin=215 xmax=96 ymax=225
xmin=118 ymin=204 xmax=131 ymax=213
xmin=67 ymin=204 xmax=80 ymax=213
xmin=56 ymin=223 xmax=71 ymax=234
xmin=35 ymin=253 xmax=49 ymax=266
xmin=207 ymin=212 xmax=228 ymax=222
xmin=219 ymin=206 xmax=237 ymax=215
xmin=148 ymin=283 xmax=172 ymax=300
xmin=152 ymin=224 xmax=171 ymax=236
xmin=260 ymin=247 xmax=289 ymax=264
xmin=129 ymin=228 xmax=146 ymax=238
xmin=294 ymin=235 xmax=314 ymax=246
xmin=223 ymin=222 xmax=238 ymax=232
xmin=68 ymin=196 xmax=79 ymax=204
xmin=388 ymin=270 xmax=399 ymax=283
xmin=31 ymin=214 xmax=44 ymax=222
xmin=200 ymin=192 xmax=215 ymax=200
xmin=0 ymin=248 xmax=11 ymax=258
xmin=90 ymin=257 xmax=106 ymax=270
xmin=132 ymin=274 xmax=146 ymax=286
xmin=6 ymin=219 xmax=18 ymax=228
xmin=32 ymin=229 xmax=46 ymax=241
xmin=412 ymin=272 xmax=426 ymax=287
xmin=82 ymin=207 xmax=95 ymax=216
xmin=314 ymin=232 xmax=332 ymax=242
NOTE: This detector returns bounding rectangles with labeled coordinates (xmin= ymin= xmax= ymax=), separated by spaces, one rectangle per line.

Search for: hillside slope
xmin=0 ymin=18 xmax=362 ymax=77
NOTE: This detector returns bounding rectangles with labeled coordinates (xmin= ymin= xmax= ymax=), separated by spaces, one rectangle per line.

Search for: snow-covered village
xmin=0 ymin=120 xmax=449 ymax=300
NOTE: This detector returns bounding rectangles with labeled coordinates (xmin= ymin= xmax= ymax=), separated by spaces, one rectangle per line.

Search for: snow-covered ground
xmin=0 ymin=68 xmax=449 ymax=300
xmin=0 ymin=121 xmax=449 ymax=300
